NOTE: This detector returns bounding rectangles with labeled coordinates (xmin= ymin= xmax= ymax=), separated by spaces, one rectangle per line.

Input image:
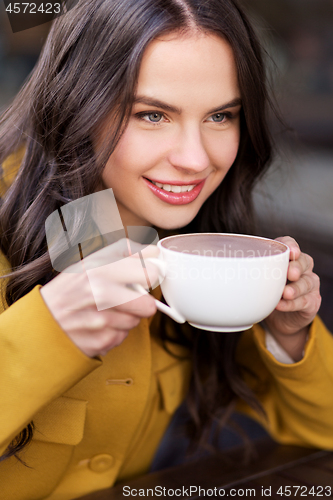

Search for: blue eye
xmin=135 ymin=111 xmax=167 ymax=125
xmin=147 ymin=112 xmax=163 ymax=123
xmin=211 ymin=113 xmax=226 ymax=122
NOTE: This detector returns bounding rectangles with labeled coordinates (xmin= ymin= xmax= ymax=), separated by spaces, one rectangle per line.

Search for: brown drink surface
xmin=161 ymin=234 xmax=286 ymax=258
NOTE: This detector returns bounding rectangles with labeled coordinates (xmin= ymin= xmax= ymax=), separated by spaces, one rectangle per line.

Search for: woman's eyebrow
xmin=133 ymin=96 xmax=181 ymax=114
xmin=133 ymin=96 xmax=242 ymax=115
xmin=208 ymin=97 xmax=242 ymax=114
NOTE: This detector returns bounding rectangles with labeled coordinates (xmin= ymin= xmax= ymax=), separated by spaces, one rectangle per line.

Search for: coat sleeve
xmin=236 ymin=316 xmax=333 ymax=450
xmin=0 ymin=154 xmax=102 ymax=456
xmin=0 ymin=282 xmax=101 ymax=456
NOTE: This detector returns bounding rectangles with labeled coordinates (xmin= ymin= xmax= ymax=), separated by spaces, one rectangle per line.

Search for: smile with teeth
xmin=150 ymin=181 xmax=196 ymax=193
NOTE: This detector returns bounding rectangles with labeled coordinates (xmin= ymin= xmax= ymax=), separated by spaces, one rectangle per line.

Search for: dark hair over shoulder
xmin=0 ymin=0 xmax=273 ymax=461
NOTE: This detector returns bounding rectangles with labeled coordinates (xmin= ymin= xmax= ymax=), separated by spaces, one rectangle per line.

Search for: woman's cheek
xmin=208 ymin=135 xmax=240 ymax=173
xmin=227 ymin=138 xmax=241 ymax=166
xmin=123 ymin=132 xmax=170 ymax=169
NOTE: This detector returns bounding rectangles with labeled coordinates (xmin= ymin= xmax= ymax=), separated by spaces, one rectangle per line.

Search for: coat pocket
xmin=33 ymin=396 xmax=88 ymax=446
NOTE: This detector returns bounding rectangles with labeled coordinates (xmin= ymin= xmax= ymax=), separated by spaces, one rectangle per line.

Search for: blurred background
xmin=0 ymin=0 xmax=332 ymax=329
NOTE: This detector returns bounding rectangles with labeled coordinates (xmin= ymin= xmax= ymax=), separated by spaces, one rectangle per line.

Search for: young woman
xmin=0 ymin=0 xmax=332 ymax=498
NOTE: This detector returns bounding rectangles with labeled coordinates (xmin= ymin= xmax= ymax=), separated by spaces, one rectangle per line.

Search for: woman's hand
xmin=40 ymin=239 xmax=161 ymax=358
xmin=264 ymin=236 xmax=321 ymax=361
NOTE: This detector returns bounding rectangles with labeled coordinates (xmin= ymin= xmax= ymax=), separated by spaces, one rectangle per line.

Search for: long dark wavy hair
xmin=0 ymin=0 xmax=273 ymax=461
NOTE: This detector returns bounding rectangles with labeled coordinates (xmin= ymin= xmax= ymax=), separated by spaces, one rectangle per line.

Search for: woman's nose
xmin=168 ymin=126 xmax=210 ymax=174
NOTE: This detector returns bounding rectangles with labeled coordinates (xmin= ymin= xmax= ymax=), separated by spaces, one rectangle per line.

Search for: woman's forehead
xmin=135 ymin=32 xmax=240 ymax=110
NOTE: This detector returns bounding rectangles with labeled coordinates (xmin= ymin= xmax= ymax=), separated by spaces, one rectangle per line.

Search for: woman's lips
xmin=143 ymin=177 xmax=206 ymax=205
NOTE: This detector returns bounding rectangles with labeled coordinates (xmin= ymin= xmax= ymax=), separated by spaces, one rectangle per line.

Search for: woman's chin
xmin=136 ymin=206 xmax=200 ymax=231
xmin=154 ymin=218 xmax=195 ymax=231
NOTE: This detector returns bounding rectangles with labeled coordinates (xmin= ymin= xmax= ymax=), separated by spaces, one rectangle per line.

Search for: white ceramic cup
xmin=149 ymin=233 xmax=290 ymax=332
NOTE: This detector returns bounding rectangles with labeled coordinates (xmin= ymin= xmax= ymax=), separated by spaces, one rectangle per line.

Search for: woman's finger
xmin=276 ymin=292 xmax=317 ymax=313
xmin=287 ymin=253 xmax=314 ymax=282
xmin=114 ymin=293 xmax=157 ymax=317
xmin=103 ymin=310 xmax=142 ymax=331
xmin=58 ymin=307 xmax=141 ymax=332
xmin=85 ymin=253 xmax=161 ymax=288
xmin=275 ymin=236 xmax=301 ymax=261
xmin=79 ymin=329 xmax=131 ymax=358
xmin=283 ymin=272 xmax=319 ymax=300
xmin=81 ymin=239 xmax=159 ymax=269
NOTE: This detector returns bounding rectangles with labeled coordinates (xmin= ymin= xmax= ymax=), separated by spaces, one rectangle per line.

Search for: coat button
xmin=89 ymin=454 xmax=115 ymax=473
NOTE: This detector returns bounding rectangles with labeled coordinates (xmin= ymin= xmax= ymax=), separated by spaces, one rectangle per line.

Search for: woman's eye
xmin=209 ymin=113 xmax=227 ymax=123
xmin=144 ymin=112 xmax=164 ymax=123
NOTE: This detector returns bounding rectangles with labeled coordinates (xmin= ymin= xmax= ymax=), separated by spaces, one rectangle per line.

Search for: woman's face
xmin=101 ymin=32 xmax=241 ymax=228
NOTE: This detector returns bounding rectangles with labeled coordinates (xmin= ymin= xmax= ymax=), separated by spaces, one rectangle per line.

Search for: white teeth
xmin=181 ymin=185 xmax=195 ymax=192
xmin=151 ymin=181 xmax=196 ymax=193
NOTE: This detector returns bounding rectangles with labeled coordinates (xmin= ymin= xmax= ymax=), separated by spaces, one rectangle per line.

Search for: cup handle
xmin=131 ymin=283 xmax=186 ymax=324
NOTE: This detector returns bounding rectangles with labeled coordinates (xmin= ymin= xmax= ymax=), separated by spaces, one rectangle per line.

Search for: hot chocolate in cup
xmin=154 ymin=233 xmax=290 ymax=332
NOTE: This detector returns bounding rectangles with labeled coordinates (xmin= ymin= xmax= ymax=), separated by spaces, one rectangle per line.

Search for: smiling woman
xmin=101 ymin=34 xmax=241 ymax=227
xmin=0 ymin=0 xmax=331 ymax=498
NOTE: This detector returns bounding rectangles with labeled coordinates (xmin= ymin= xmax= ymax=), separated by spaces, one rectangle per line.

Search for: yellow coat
xmin=1 ymin=153 xmax=333 ymax=498
xmin=1 ymin=263 xmax=333 ymax=499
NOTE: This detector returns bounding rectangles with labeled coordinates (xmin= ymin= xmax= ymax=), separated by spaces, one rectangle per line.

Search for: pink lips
xmin=143 ymin=178 xmax=206 ymax=205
